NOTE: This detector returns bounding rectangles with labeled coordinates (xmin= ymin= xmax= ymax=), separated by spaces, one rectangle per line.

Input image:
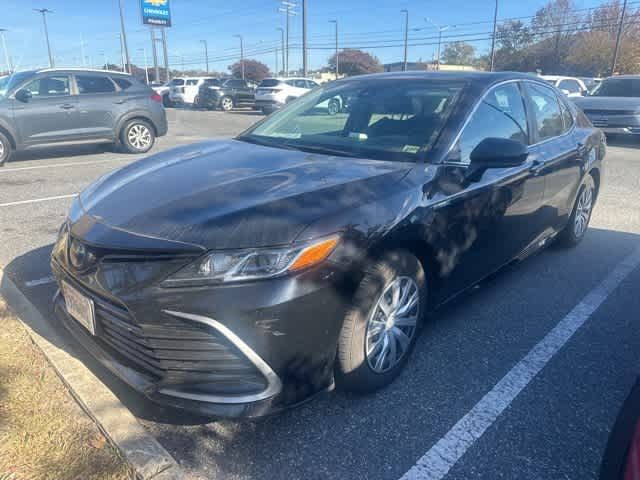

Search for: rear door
xmin=184 ymin=79 xmax=200 ymax=103
xmin=11 ymin=74 xmax=78 ymax=145
xmin=523 ymin=81 xmax=583 ymax=232
xmin=73 ymin=74 xmax=120 ymax=139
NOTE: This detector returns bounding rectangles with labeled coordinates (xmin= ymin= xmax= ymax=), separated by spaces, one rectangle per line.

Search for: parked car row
xmin=151 ymin=76 xmax=321 ymax=114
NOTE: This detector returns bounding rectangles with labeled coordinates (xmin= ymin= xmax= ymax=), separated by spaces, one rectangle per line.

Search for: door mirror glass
xmin=469 ymin=137 xmax=528 ymax=169
xmin=15 ymin=89 xmax=32 ymax=103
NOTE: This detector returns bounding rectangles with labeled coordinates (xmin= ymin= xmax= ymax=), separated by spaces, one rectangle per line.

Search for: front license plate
xmin=62 ymin=282 xmax=96 ymax=335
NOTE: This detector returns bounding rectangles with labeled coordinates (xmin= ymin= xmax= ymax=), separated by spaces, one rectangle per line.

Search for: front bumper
xmin=585 ymin=113 xmax=640 ymax=135
xmin=51 ymin=254 xmax=346 ymax=418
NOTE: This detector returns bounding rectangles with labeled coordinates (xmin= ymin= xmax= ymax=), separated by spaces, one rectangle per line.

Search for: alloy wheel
xmin=0 ymin=138 xmax=5 ymax=160
xmin=222 ymin=97 xmax=233 ymax=111
xmin=365 ymin=276 xmax=419 ymax=373
xmin=127 ymin=124 xmax=152 ymax=151
xmin=574 ymin=185 xmax=593 ymax=238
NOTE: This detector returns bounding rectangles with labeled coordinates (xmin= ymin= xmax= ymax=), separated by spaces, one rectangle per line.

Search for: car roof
xmin=36 ymin=67 xmax=133 ymax=77
xmin=334 ymin=70 xmax=543 ymax=88
xmin=605 ymin=75 xmax=640 ymax=80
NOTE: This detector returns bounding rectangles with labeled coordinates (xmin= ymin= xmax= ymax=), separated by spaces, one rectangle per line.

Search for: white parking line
xmin=400 ymin=247 xmax=640 ymax=480
xmin=0 ymin=194 xmax=77 ymax=208
xmin=0 ymin=157 xmax=131 ymax=173
xmin=24 ymin=276 xmax=56 ymax=288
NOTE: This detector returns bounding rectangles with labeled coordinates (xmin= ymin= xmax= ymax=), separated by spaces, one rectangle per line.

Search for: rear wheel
xmin=335 ymin=250 xmax=426 ymax=393
xmin=220 ymin=96 xmax=234 ymax=111
xmin=120 ymin=119 xmax=155 ymax=154
xmin=558 ymin=174 xmax=596 ymax=247
xmin=0 ymin=131 xmax=12 ymax=167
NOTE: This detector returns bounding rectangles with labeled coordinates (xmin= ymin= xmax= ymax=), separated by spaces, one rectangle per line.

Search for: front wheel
xmin=220 ymin=96 xmax=234 ymax=111
xmin=120 ymin=119 xmax=155 ymax=154
xmin=335 ymin=250 xmax=427 ymax=393
xmin=0 ymin=131 xmax=12 ymax=167
xmin=557 ymin=174 xmax=596 ymax=247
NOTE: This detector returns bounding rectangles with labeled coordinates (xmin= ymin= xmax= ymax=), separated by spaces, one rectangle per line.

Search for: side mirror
xmin=15 ymin=89 xmax=32 ymax=103
xmin=561 ymin=89 xmax=571 ymax=96
xmin=470 ymin=137 xmax=529 ymax=170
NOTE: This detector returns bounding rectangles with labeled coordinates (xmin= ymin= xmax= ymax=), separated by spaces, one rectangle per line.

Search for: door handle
xmin=113 ymin=100 xmax=127 ymax=105
xmin=528 ymin=159 xmax=544 ymax=175
xmin=60 ymin=104 xmax=75 ymax=110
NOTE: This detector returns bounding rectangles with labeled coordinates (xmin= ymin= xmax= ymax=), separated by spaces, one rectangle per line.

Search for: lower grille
xmin=57 ymin=271 xmax=267 ymax=395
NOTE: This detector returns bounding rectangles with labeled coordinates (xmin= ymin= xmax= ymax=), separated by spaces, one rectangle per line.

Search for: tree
xmin=531 ymin=0 xmax=580 ymax=72
xmin=328 ymin=49 xmax=383 ymax=77
xmin=441 ymin=42 xmax=476 ymax=65
xmin=229 ymin=59 xmax=270 ymax=83
xmin=494 ymin=20 xmax=535 ymax=71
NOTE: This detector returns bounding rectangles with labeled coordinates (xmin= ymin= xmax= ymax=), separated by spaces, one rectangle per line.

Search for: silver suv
xmin=0 ymin=69 xmax=168 ymax=166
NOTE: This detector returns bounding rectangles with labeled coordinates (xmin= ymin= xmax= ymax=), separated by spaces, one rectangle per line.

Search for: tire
xmin=327 ymin=98 xmax=340 ymax=115
xmin=0 ymin=131 xmax=12 ymax=167
xmin=193 ymin=95 xmax=200 ymax=108
xmin=120 ymin=119 xmax=155 ymax=154
xmin=220 ymin=96 xmax=234 ymax=111
xmin=335 ymin=250 xmax=427 ymax=393
xmin=557 ymin=174 xmax=596 ymax=247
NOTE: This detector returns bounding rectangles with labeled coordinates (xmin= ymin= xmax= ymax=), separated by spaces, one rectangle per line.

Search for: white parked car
xmin=150 ymin=82 xmax=172 ymax=107
xmin=540 ymin=75 xmax=589 ymax=98
xmin=254 ymin=77 xmax=319 ymax=114
xmin=169 ymin=77 xmax=219 ymax=106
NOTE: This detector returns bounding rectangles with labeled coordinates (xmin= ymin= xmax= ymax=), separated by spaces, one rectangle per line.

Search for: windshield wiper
xmin=282 ymin=143 xmax=357 ymax=158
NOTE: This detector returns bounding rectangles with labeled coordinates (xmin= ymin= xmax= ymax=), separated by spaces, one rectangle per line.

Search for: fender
xmin=0 ymin=113 xmax=19 ymax=148
xmin=114 ymin=109 xmax=156 ymax=140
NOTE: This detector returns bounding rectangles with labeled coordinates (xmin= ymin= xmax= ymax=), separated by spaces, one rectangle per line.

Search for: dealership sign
xmin=141 ymin=0 xmax=171 ymax=27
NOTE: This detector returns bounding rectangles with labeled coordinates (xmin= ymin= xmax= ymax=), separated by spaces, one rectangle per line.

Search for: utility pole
xmin=100 ymin=51 xmax=107 ymax=69
xmin=401 ymin=9 xmax=409 ymax=71
xmin=329 ymin=20 xmax=338 ymax=78
xmin=302 ymin=0 xmax=308 ymax=77
xmin=234 ymin=34 xmax=244 ymax=80
xmin=0 ymin=29 xmax=12 ymax=73
xmin=138 ymin=48 xmax=149 ymax=84
xmin=277 ymin=28 xmax=285 ymax=76
xmin=118 ymin=34 xmax=125 ymax=71
xmin=118 ymin=0 xmax=131 ymax=73
xmin=424 ymin=18 xmax=450 ymax=71
xmin=34 ymin=9 xmax=54 ymax=68
xmin=489 ymin=0 xmax=498 ymax=72
xmin=279 ymin=1 xmax=297 ymax=77
xmin=150 ymin=29 xmax=160 ymax=82
xmin=611 ymin=0 xmax=628 ymax=76
xmin=200 ymin=40 xmax=209 ymax=73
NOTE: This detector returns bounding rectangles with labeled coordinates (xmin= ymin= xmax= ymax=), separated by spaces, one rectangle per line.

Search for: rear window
xmin=259 ymin=79 xmax=282 ymax=87
xmin=170 ymin=79 xmax=184 ymax=86
xmin=76 ymin=75 xmax=116 ymax=94
xmin=112 ymin=77 xmax=133 ymax=90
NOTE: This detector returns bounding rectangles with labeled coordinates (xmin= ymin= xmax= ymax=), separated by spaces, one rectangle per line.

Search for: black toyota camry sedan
xmin=51 ymin=71 xmax=605 ymax=418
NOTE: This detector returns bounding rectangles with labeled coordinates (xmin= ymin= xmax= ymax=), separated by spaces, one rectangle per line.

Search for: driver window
xmin=449 ymin=83 xmax=529 ymax=165
xmin=22 ymin=76 xmax=70 ymax=98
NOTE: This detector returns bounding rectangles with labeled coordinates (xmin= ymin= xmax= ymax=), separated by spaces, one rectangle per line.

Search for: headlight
xmin=162 ymin=236 xmax=339 ymax=286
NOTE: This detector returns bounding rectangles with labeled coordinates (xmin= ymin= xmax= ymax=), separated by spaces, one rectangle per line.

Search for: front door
xmin=431 ymin=81 xmax=548 ymax=301
xmin=11 ymin=74 xmax=78 ymax=145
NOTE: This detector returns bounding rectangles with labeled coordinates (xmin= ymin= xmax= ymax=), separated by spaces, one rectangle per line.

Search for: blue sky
xmin=2 ymin=0 xmax=605 ymax=74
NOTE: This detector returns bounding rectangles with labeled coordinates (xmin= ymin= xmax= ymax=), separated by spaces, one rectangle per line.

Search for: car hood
xmin=573 ymin=96 xmax=640 ymax=111
xmin=78 ymin=140 xmax=412 ymax=249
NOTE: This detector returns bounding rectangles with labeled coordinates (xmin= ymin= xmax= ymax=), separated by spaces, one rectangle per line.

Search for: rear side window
xmin=527 ymin=83 xmax=564 ymax=141
xmin=22 ymin=76 xmax=70 ymax=97
xmin=226 ymin=79 xmax=244 ymax=88
xmin=259 ymin=79 xmax=282 ymax=87
xmin=76 ymin=75 xmax=116 ymax=94
xmin=112 ymin=77 xmax=133 ymax=90
xmin=450 ymin=83 xmax=529 ymax=164
xmin=559 ymin=98 xmax=574 ymax=132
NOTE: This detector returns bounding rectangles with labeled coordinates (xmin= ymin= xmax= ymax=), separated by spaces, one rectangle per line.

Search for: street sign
xmin=141 ymin=0 xmax=172 ymax=27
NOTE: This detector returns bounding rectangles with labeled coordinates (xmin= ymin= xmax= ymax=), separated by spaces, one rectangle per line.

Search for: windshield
xmin=0 ymin=71 xmax=34 ymax=98
xmin=590 ymin=78 xmax=640 ymax=97
xmin=239 ymin=79 xmax=463 ymax=162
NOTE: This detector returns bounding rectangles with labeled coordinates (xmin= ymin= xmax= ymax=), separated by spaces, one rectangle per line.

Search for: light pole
xmin=0 ymin=29 xmax=12 ymax=73
xmin=424 ymin=18 xmax=450 ymax=71
xmin=234 ymin=34 xmax=244 ymax=80
xmin=611 ymin=0 xmax=628 ymax=76
xmin=138 ymin=48 xmax=149 ymax=84
xmin=302 ymin=0 xmax=308 ymax=77
xmin=329 ymin=20 xmax=338 ymax=79
xmin=34 ymin=9 xmax=54 ymax=68
xmin=118 ymin=33 xmax=125 ymax=71
xmin=200 ymin=40 xmax=209 ymax=73
xmin=279 ymin=1 xmax=297 ymax=77
xmin=401 ymin=10 xmax=409 ymax=71
xmin=276 ymin=28 xmax=285 ymax=76
xmin=489 ymin=0 xmax=499 ymax=72
xmin=117 ymin=0 xmax=131 ymax=73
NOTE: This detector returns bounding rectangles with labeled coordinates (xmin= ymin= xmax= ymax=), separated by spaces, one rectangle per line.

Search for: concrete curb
xmin=0 ymin=267 xmax=187 ymax=480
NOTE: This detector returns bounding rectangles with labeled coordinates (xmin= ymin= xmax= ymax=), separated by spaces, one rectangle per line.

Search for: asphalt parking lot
xmin=1 ymin=108 xmax=640 ymax=480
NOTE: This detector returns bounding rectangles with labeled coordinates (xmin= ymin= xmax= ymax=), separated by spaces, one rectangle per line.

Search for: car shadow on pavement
xmin=2 ymin=227 xmax=640 ymax=480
